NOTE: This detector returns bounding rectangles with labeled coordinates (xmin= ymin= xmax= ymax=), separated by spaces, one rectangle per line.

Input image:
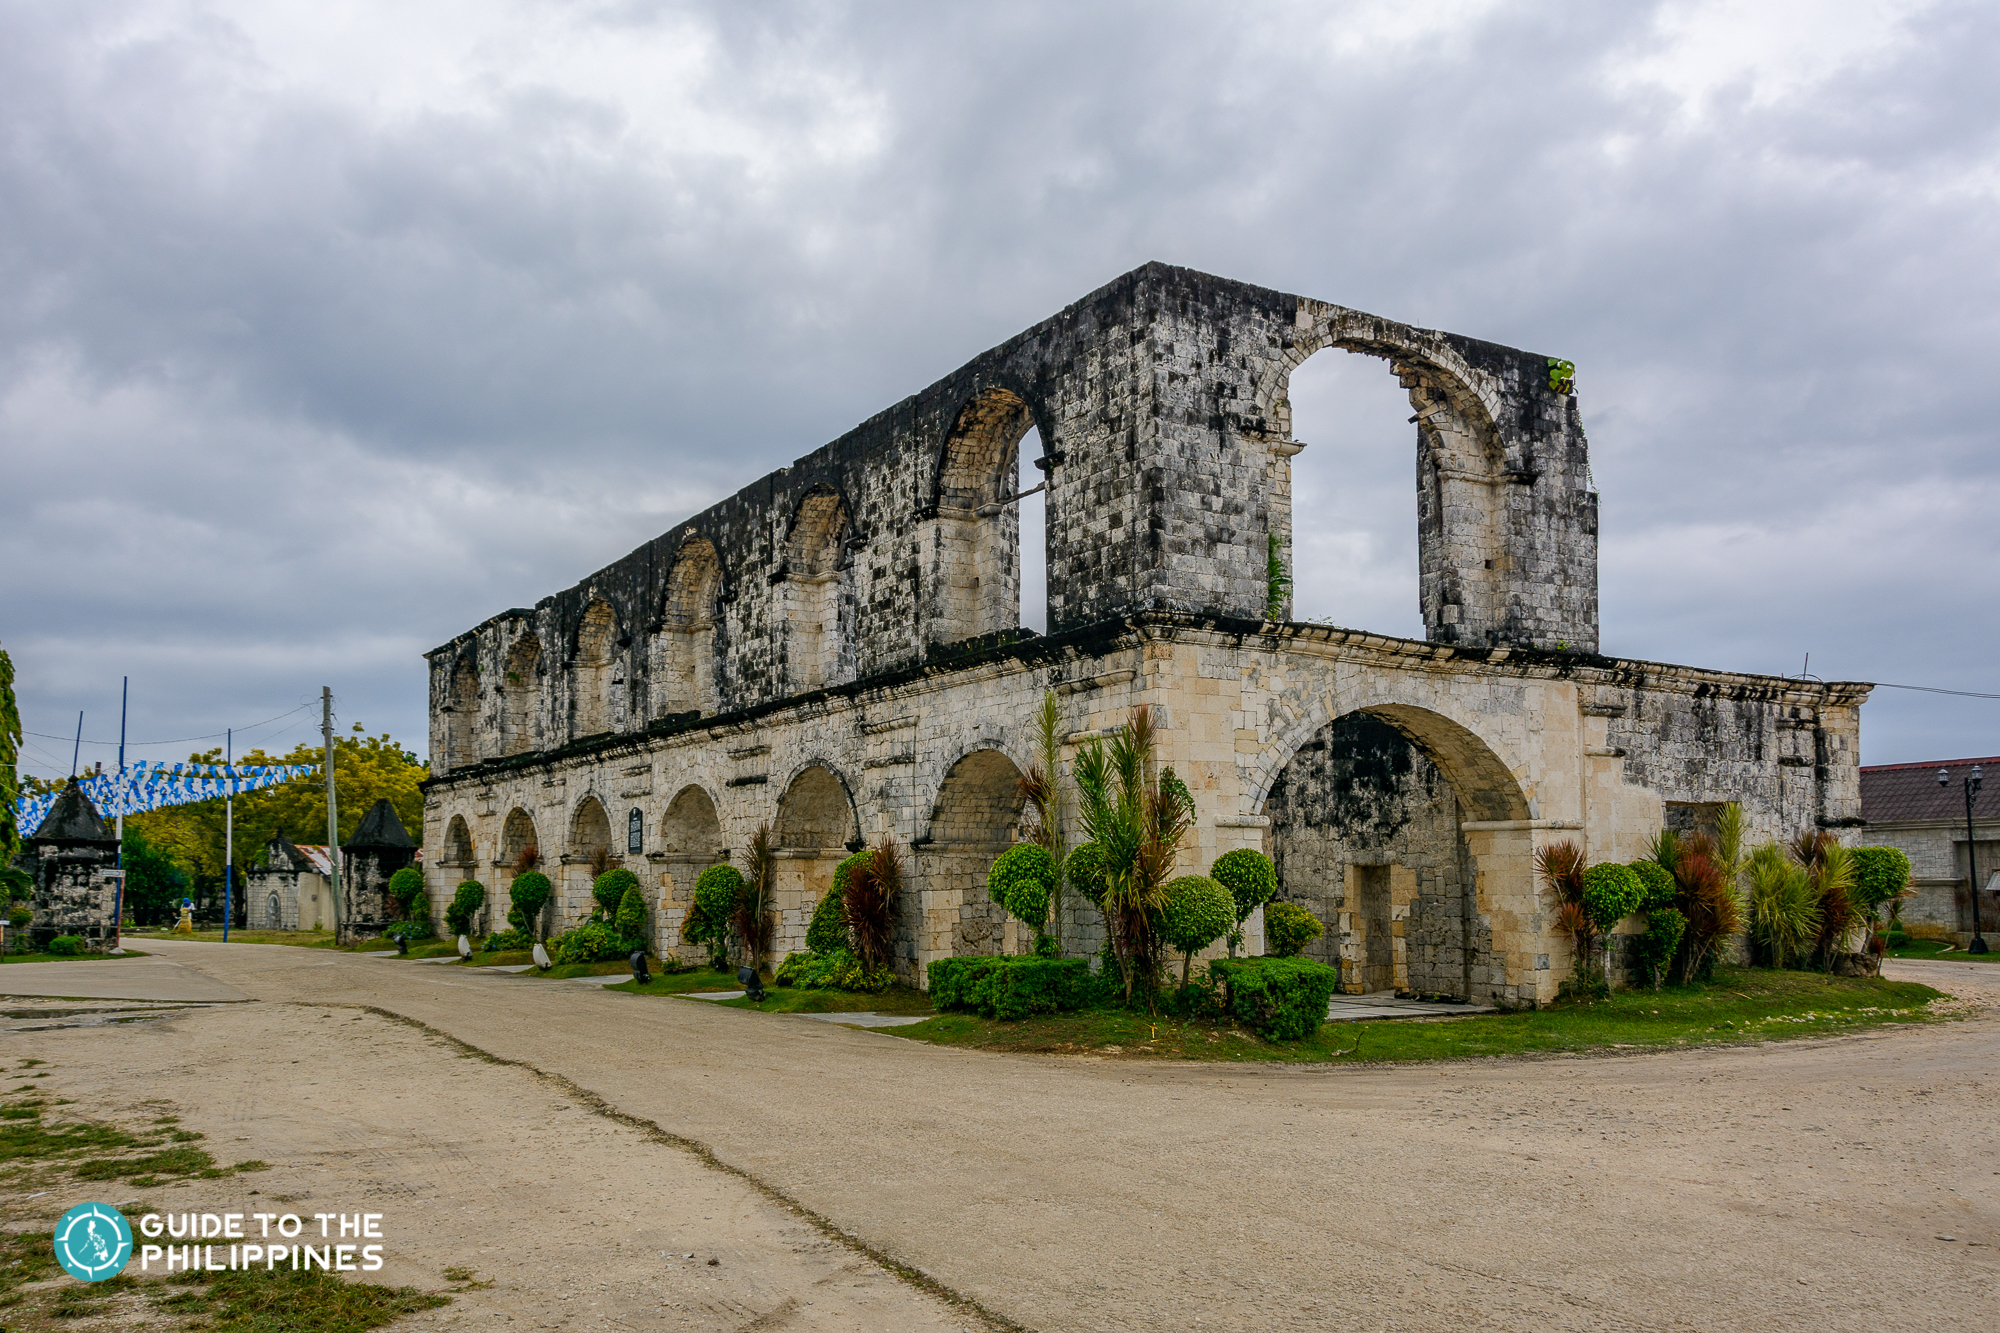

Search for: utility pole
xmin=113 ymin=678 xmax=126 ymax=947
xmin=323 ymin=687 xmax=342 ymax=937
xmin=223 ymin=728 xmax=233 ymax=943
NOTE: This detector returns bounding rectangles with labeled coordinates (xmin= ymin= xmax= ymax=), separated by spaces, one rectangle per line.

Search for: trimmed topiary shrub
xmin=1159 ymin=874 xmax=1234 ymax=985
xmin=386 ymin=866 xmax=427 ymax=921
xmin=1065 ymin=842 xmax=1107 ymax=909
xmin=1638 ymin=906 xmax=1686 ymax=988
xmin=1848 ymin=846 xmax=1912 ymax=917
xmin=1210 ymin=849 xmax=1278 ymax=950
xmin=592 ymin=867 xmax=640 ymax=919
xmin=446 ymin=880 xmax=486 ymax=936
xmin=615 ymin=879 xmax=648 ymax=938
xmin=927 ymin=954 xmax=1092 ymax=1020
xmin=1580 ymin=863 xmax=1644 ymax=934
xmin=988 ymin=844 xmax=1058 ymax=934
xmin=807 ymin=853 xmax=868 ymax=955
xmin=1628 ymin=859 xmax=1677 ymax=912
xmin=47 ymin=935 xmax=86 ymax=957
xmin=1209 ymin=956 xmax=1341 ymax=1041
xmin=683 ymin=863 xmax=744 ymax=963
xmin=1263 ymin=901 xmax=1323 ymax=958
xmin=507 ymin=871 xmax=553 ymax=939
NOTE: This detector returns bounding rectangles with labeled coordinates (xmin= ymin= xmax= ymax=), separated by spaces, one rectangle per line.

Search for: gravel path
xmin=38 ymin=940 xmax=2000 ymax=1332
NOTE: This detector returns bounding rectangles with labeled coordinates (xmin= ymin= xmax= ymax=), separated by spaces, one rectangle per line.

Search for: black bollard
xmin=629 ymin=949 xmax=652 ymax=986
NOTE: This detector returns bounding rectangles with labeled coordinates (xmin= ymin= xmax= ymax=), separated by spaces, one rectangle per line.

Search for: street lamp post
xmin=1938 ymin=764 xmax=1986 ymax=954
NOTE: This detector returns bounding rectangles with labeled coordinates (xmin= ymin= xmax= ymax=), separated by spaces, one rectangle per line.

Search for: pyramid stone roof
xmin=30 ymin=778 xmax=116 ymax=847
xmin=344 ymin=799 xmax=416 ymax=850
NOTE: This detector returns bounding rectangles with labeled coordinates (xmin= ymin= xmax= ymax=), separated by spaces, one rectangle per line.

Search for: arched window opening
xmin=501 ymin=631 xmax=541 ymax=756
xmin=1279 ymin=351 xmax=1424 ymax=639
xmin=443 ymin=815 xmax=474 ymax=867
xmin=932 ymin=387 xmax=1038 ymax=646
xmin=573 ymin=600 xmax=618 ymax=737
xmin=570 ymin=797 xmax=612 ymax=862
xmin=500 ymin=807 xmax=539 ymax=870
xmin=922 ymin=749 xmax=1030 ymax=958
xmin=659 ymin=786 xmax=722 ymax=859
xmin=781 ymin=491 xmax=851 ymax=693
xmin=1017 ymin=427 xmax=1047 ymax=634
xmin=773 ymin=766 xmax=858 ymax=853
xmin=446 ymin=658 xmax=479 ymax=770
xmin=656 ymin=539 xmax=720 ymax=717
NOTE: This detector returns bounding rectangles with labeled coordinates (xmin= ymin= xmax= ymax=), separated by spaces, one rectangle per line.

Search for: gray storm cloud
xmin=2 ymin=0 xmax=1994 ymax=773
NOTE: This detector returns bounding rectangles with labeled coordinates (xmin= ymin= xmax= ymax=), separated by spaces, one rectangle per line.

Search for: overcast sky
xmin=4 ymin=0 xmax=1996 ymax=780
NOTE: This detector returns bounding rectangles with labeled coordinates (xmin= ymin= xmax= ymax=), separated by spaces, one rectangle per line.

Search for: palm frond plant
xmin=732 ymin=824 xmax=776 ymax=971
xmin=1647 ymin=828 xmax=1682 ymax=877
xmin=1536 ymin=840 xmax=1590 ymax=965
xmin=1747 ymin=840 xmax=1818 ymax=968
xmin=1673 ymin=844 xmax=1742 ymax=982
xmin=845 ymin=838 xmax=903 ymax=973
xmin=1070 ymin=706 xmax=1192 ymax=1011
xmin=1015 ymin=690 xmax=1071 ymax=951
xmin=1809 ymin=841 xmax=1861 ymax=968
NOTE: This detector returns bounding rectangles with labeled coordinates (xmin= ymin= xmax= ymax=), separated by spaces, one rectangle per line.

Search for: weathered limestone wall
xmin=419 ymin=265 xmax=1869 ymax=1003
xmin=425 ymin=264 xmax=1602 ymax=783
xmin=424 ymin=615 xmax=1869 ymax=1003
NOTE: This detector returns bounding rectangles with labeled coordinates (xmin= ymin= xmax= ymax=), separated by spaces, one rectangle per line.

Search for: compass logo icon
xmin=52 ymin=1203 xmax=132 ymax=1282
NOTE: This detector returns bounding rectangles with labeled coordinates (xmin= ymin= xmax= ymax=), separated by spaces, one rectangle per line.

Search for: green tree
xmin=987 ymin=843 xmax=1057 ymax=940
xmin=507 ymin=871 xmax=553 ymax=941
xmin=125 ymin=726 xmax=427 ymax=906
xmin=446 ymin=881 xmax=486 ymax=937
xmin=1263 ymin=901 xmax=1323 ymax=958
xmin=386 ymin=867 xmax=427 ymax=920
xmin=1159 ymin=874 xmax=1233 ymax=988
xmin=615 ymin=879 xmax=649 ymax=940
xmin=121 ymin=826 xmax=189 ymax=926
xmin=592 ymin=867 xmax=640 ymax=920
xmin=1210 ymin=848 xmax=1278 ymax=957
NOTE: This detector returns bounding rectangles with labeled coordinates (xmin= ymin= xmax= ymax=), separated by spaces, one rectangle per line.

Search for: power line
xmin=1871 ymin=682 xmax=2000 ymax=700
xmin=22 ymin=701 xmax=316 ymax=748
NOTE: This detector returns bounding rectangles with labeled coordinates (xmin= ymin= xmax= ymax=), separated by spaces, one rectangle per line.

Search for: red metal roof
xmin=1861 ymin=756 xmax=1999 ymax=824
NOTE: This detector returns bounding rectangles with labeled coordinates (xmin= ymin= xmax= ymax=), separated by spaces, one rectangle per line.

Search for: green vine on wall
xmin=1547 ymin=358 xmax=1576 ymax=394
xmin=1265 ymin=533 xmax=1292 ymax=622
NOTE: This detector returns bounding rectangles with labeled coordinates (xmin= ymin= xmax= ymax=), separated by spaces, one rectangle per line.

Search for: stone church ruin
xmin=421 ymin=263 xmax=1867 ymax=1004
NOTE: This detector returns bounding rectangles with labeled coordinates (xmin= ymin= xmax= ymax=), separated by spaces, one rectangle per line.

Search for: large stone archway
xmin=1257 ymin=700 xmax=1543 ymax=1002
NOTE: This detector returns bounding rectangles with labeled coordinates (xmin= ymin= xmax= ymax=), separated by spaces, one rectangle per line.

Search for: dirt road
xmin=12 ymin=943 xmax=1997 ymax=1331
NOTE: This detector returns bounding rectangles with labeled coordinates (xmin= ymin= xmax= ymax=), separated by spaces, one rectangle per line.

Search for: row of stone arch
xmin=442 ymin=386 xmax=1047 ymax=771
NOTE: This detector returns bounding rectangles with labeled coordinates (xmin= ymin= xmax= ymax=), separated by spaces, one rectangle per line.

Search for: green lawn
xmin=883 ymin=965 xmax=1947 ymax=1064
xmin=124 ymin=927 xmax=342 ymax=948
xmin=1 ymin=948 xmax=149 ymax=964
xmin=1886 ymin=939 xmax=2000 ymax=963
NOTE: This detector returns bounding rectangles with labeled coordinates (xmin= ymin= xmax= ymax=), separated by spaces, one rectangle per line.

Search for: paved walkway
xmin=1327 ymin=992 xmax=1499 ymax=1020
xmin=118 ymin=939 xmax=2000 ymax=1332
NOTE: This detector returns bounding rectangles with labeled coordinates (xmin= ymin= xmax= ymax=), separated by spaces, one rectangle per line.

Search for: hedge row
xmin=927 ymin=954 xmax=1092 ymax=1020
xmin=1208 ymin=956 xmax=1341 ymax=1041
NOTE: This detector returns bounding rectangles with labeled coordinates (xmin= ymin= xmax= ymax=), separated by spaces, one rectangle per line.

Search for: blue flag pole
xmin=223 ymin=728 xmax=233 ymax=942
